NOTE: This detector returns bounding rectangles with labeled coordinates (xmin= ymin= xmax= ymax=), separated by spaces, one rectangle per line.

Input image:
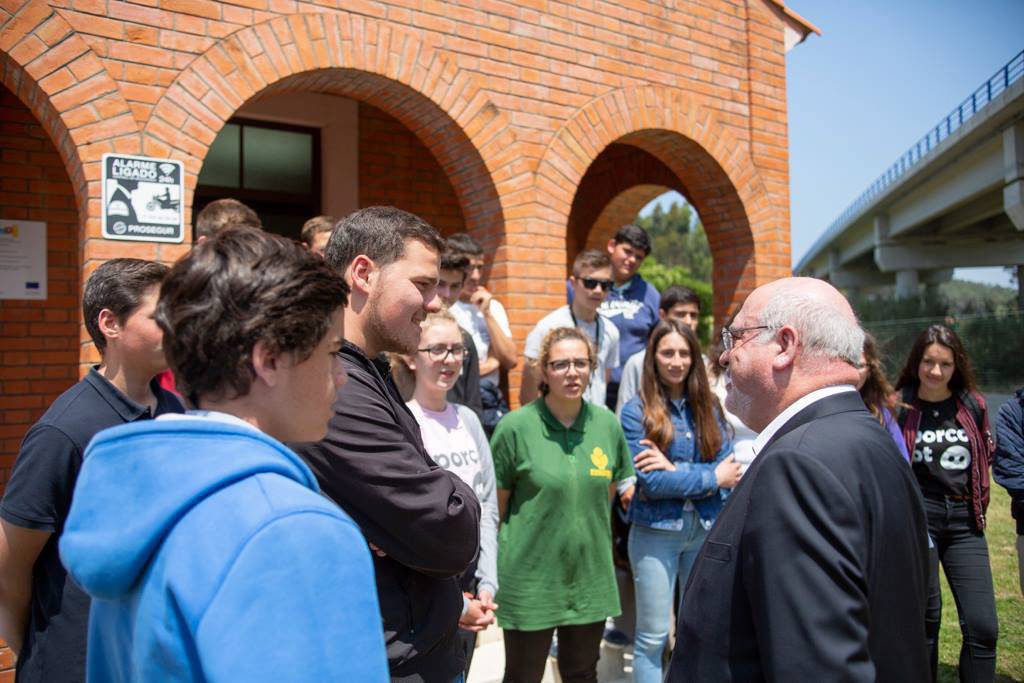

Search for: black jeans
xmin=502 ymin=621 xmax=604 ymax=683
xmin=923 ymin=495 xmax=998 ymax=683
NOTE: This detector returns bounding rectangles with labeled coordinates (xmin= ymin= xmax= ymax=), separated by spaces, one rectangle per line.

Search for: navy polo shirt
xmin=0 ymin=367 xmax=183 ymax=683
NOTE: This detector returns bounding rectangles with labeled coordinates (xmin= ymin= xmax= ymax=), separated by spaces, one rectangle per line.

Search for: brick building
xmin=0 ymin=0 xmax=817 ymax=493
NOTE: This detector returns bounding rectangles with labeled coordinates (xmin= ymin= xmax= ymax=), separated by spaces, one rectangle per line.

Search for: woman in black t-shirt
xmin=895 ymin=324 xmax=997 ymax=683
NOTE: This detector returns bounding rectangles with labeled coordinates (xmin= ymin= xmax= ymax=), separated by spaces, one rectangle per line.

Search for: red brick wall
xmin=0 ymin=0 xmax=799 ymax=418
xmin=568 ymin=143 xmax=684 ymax=260
xmin=357 ymin=102 xmax=465 ymax=236
xmin=0 ymin=83 xmax=79 ymax=489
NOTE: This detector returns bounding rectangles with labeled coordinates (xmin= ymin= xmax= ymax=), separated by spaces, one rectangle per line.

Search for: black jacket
xmin=293 ymin=341 xmax=481 ymax=683
xmin=667 ymin=391 xmax=930 ymax=682
xmin=448 ymin=328 xmax=483 ymax=422
xmin=994 ymin=388 xmax=1024 ymax=534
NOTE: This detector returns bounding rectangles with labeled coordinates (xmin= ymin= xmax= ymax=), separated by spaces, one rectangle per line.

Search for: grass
xmin=936 ymin=485 xmax=1023 ymax=682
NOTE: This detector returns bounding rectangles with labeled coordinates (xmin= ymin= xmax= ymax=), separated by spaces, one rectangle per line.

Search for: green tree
xmin=847 ymin=281 xmax=1022 ymax=391
xmin=637 ymin=256 xmax=713 ymax=346
xmin=635 ymin=200 xmax=712 ymax=282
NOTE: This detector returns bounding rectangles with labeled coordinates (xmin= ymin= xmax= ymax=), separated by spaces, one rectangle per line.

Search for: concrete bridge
xmin=795 ymin=50 xmax=1024 ymax=301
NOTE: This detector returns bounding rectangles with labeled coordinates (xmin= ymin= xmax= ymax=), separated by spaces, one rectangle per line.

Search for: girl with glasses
xmin=619 ymin=320 xmax=739 ymax=683
xmin=391 ymin=310 xmax=499 ymax=678
xmin=895 ymin=325 xmax=998 ymax=682
xmin=490 ymin=326 xmax=634 ymax=683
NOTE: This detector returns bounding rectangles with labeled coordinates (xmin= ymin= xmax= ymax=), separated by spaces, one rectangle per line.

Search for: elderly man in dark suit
xmin=667 ymin=277 xmax=929 ymax=682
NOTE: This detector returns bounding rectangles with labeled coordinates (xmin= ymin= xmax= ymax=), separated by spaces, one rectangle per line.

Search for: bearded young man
xmin=293 ymin=206 xmax=483 ymax=683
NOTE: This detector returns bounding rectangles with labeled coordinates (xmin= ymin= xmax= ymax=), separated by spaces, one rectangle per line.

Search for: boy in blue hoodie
xmin=60 ymin=228 xmax=388 ymax=682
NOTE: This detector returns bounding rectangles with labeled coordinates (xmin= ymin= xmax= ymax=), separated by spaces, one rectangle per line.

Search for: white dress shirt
xmin=751 ymin=385 xmax=857 ymax=457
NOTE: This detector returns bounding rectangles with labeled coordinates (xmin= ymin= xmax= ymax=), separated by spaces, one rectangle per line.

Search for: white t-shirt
xmin=406 ymin=400 xmax=499 ymax=596
xmin=524 ymin=305 xmax=620 ymax=406
xmin=451 ymin=299 xmax=511 ymax=386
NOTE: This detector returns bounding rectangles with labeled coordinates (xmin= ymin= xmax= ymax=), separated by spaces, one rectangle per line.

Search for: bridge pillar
xmin=895 ymin=269 xmax=920 ymax=300
xmin=1006 ymin=122 xmax=1024 ymax=231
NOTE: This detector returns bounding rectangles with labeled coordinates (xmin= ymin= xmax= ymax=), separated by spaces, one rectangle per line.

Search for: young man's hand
xmin=469 ymin=287 xmax=493 ymax=314
xmin=459 ymin=597 xmax=496 ymax=632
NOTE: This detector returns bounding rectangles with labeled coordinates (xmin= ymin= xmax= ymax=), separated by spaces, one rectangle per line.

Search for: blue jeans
xmin=628 ymin=514 xmax=708 ymax=683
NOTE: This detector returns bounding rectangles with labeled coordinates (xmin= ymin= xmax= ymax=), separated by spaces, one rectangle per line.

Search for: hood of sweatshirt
xmin=60 ymin=415 xmax=319 ymax=599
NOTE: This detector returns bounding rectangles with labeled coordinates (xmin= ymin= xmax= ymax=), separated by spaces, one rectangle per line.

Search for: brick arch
xmin=535 ymin=85 xmax=788 ymax=321
xmin=0 ymin=0 xmax=138 ymax=241
xmin=586 ymin=184 xmax=675 ymax=252
xmin=144 ymin=12 xmax=522 ymax=248
xmin=566 ymin=143 xmax=685 ymax=261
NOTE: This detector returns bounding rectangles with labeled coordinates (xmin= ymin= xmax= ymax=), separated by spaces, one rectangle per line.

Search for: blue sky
xmin=643 ymin=0 xmax=1023 ymax=287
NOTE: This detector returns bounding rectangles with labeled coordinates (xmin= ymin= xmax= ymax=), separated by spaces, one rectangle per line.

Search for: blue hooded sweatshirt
xmin=59 ymin=415 xmax=388 ymax=682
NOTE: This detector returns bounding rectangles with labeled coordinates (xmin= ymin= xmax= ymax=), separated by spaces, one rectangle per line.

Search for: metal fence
xmin=865 ymin=312 xmax=1024 ymax=393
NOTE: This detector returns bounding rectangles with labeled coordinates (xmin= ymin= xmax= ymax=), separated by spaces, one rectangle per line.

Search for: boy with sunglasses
xmin=521 ymin=250 xmax=620 ymax=406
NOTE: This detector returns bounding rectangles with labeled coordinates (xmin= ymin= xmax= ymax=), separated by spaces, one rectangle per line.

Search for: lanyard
xmin=569 ymin=308 xmax=602 ymax=353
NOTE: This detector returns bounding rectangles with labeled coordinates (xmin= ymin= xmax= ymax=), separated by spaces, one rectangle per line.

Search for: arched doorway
xmin=143 ymin=14 xmax=521 ymax=261
xmin=0 ymin=82 xmax=82 ymax=486
xmin=535 ymin=86 xmax=787 ymax=325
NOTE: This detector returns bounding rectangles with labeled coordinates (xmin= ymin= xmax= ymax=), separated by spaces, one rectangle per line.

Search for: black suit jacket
xmin=667 ymin=391 xmax=929 ymax=682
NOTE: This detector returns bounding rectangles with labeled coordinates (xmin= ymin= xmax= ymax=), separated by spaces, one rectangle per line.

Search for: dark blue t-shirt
xmin=0 ymin=368 xmax=183 ymax=683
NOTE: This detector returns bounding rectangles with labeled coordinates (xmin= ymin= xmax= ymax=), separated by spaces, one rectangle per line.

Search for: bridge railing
xmin=818 ymin=48 xmax=1024 ymax=249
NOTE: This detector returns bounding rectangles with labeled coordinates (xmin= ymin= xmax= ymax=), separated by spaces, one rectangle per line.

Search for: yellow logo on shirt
xmin=589 ymin=447 xmax=611 ymax=478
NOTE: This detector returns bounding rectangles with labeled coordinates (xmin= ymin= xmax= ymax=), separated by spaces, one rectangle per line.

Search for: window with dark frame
xmin=194 ymin=118 xmax=321 ymax=241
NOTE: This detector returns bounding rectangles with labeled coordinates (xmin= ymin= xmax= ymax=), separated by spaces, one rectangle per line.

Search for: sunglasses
xmin=579 ymin=277 xmax=614 ymax=292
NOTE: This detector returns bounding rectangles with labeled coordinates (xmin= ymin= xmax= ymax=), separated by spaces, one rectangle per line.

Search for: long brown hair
xmin=858 ymin=332 xmax=897 ymax=424
xmin=639 ymin=320 xmax=721 ymax=462
xmin=895 ymin=324 xmax=978 ymax=396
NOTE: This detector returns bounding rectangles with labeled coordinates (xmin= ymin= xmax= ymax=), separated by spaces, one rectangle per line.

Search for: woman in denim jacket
xmin=619 ymin=320 xmax=740 ymax=683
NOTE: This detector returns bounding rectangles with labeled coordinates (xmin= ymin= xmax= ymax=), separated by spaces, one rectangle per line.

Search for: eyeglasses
xmin=546 ymin=358 xmax=592 ymax=373
xmin=721 ymin=325 xmax=773 ymax=352
xmin=417 ymin=344 xmax=467 ymax=362
xmin=579 ymin=278 xmax=614 ymax=292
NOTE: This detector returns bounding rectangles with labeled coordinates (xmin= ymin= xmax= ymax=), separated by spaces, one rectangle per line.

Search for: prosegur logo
xmin=0 ymin=225 xmax=19 ymax=238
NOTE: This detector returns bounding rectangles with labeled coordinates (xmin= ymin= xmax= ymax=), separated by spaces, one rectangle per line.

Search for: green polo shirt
xmin=490 ymin=399 xmax=634 ymax=631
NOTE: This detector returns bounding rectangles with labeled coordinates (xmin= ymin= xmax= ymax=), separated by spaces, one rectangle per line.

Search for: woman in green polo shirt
xmin=491 ymin=326 xmax=634 ymax=683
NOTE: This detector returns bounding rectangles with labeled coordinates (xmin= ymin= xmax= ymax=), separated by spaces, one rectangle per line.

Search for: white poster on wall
xmin=0 ymin=219 xmax=46 ymax=300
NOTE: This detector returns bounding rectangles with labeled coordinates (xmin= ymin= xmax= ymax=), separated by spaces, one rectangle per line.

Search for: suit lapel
xmin=759 ymin=391 xmax=867 ymax=453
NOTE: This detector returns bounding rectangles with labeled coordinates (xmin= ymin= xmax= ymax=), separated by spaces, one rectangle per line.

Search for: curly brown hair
xmin=157 ymin=227 xmax=349 ymax=406
xmin=537 ymin=326 xmax=595 ymax=396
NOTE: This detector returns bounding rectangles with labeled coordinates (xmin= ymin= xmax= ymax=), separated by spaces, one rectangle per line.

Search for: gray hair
xmin=755 ymin=292 xmax=864 ymax=365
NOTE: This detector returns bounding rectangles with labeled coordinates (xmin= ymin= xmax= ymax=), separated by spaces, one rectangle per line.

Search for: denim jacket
xmin=620 ymin=394 xmax=732 ymax=531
